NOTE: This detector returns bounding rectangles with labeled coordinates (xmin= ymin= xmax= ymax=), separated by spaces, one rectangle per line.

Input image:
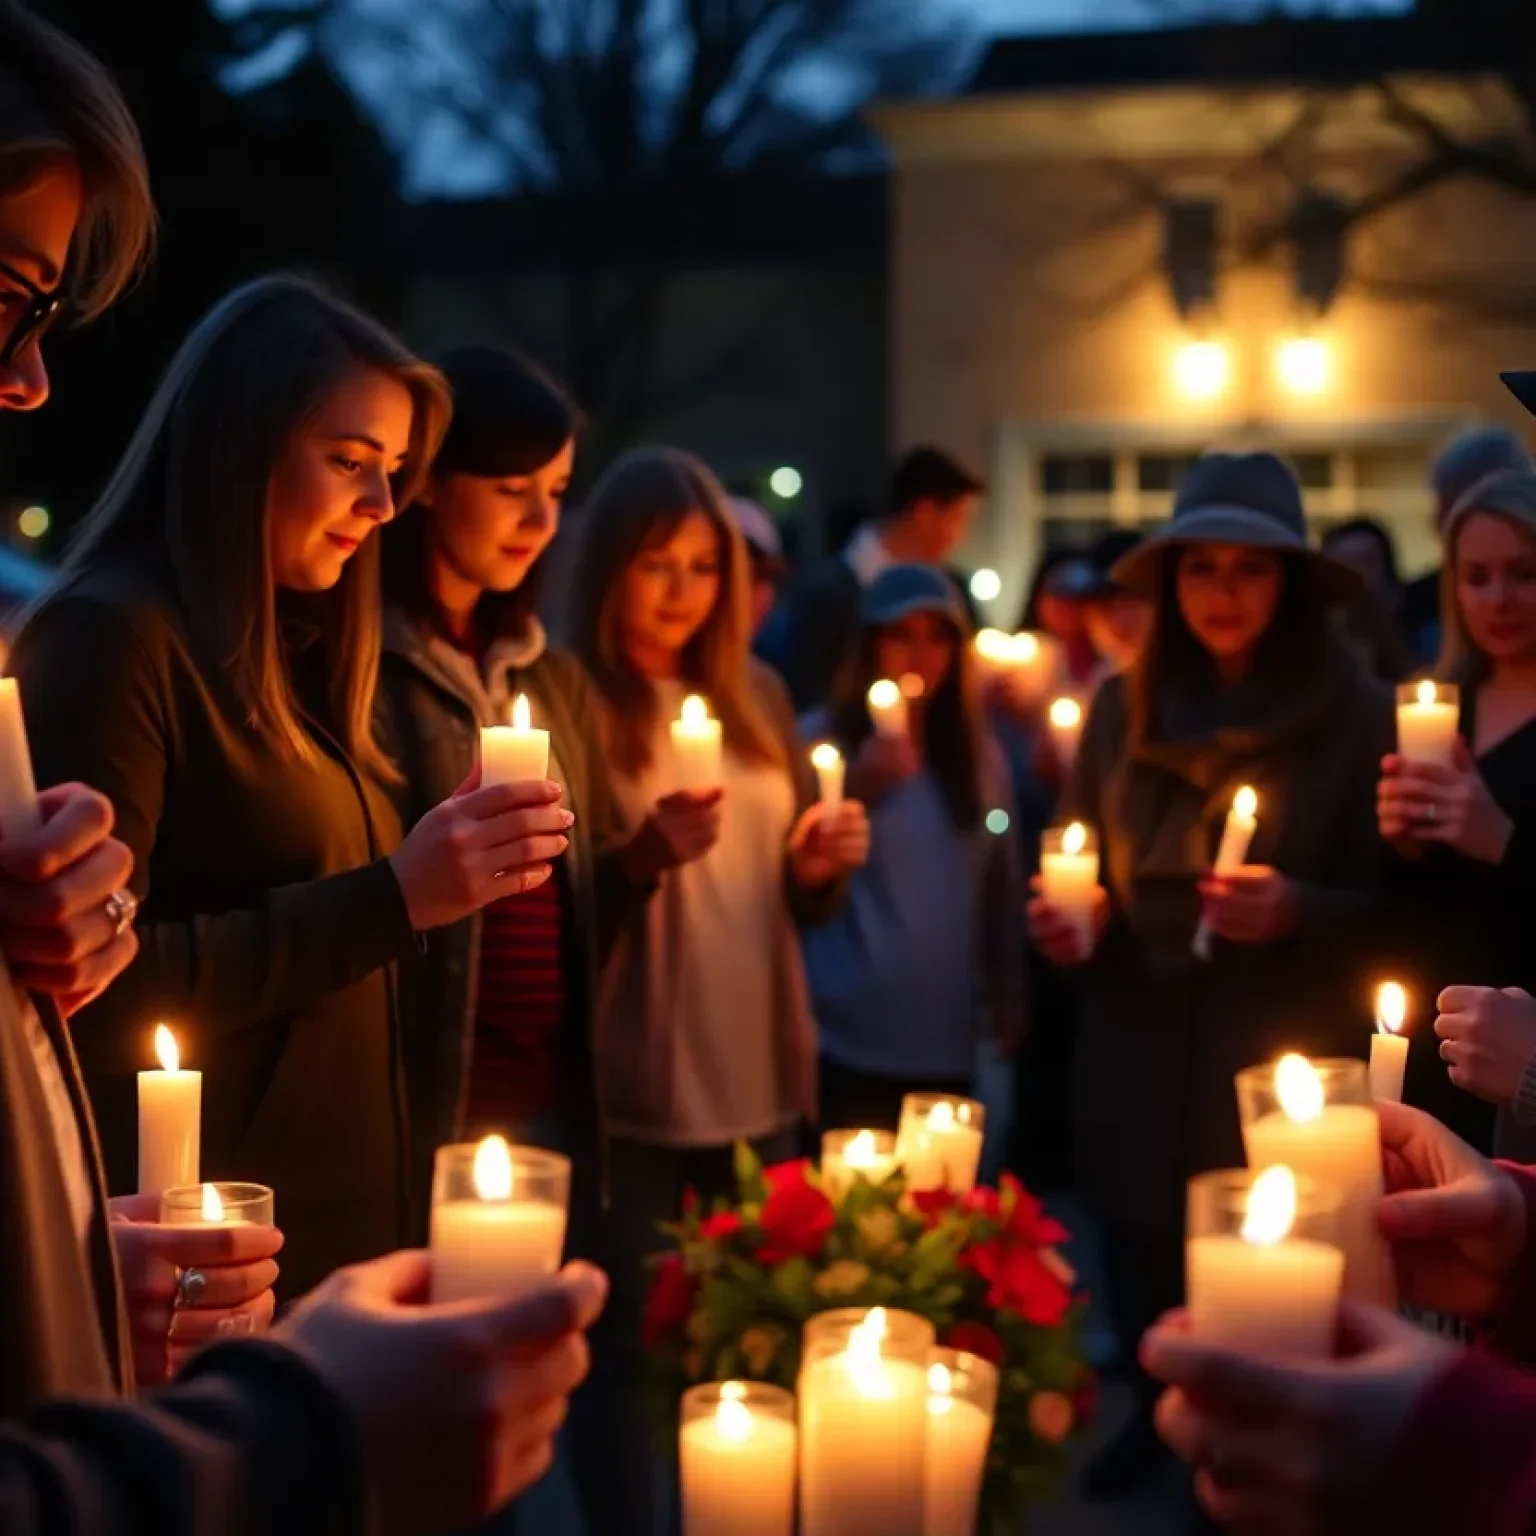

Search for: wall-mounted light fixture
xmin=1276 ymin=335 xmax=1331 ymax=396
xmin=1173 ymin=338 xmax=1231 ymax=402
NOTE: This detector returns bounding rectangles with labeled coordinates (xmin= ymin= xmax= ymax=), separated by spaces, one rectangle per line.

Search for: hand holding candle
xmin=672 ymin=694 xmax=724 ymax=793
xmin=1396 ymin=680 xmax=1459 ymax=769
xmin=811 ymin=742 xmax=845 ymax=813
xmin=138 ymin=1024 xmax=201 ymax=1195
xmin=1036 ymin=820 xmax=1102 ymax=963
xmin=1194 ymin=785 xmax=1258 ymax=960
xmin=481 ymin=694 xmax=550 ymax=786
xmin=1370 ymin=982 xmax=1410 ymax=1103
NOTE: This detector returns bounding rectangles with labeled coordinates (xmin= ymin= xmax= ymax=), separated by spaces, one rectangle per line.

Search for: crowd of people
xmin=10 ymin=5 xmax=1536 ymax=1534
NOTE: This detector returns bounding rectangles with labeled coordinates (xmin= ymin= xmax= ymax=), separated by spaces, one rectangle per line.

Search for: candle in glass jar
xmin=160 ymin=1181 xmax=275 ymax=1227
xmin=0 ymin=674 xmax=40 ymax=840
xmin=1370 ymin=982 xmax=1409 ymax=1104
xmin=820 ymin=1128 xmax=898 ymax=1201
xmin=138 ymin=1024 xmax=201 ymax=1195
xmin=672 ymin=694 xmax=724 ymax=792
xmin=1396 ymin=680 xmax=1459 ymax=769
xmin=895 ymin=1095 xmax=985 ymax=1195
xmin=480 ymin=693 xmax=550 ymax=785
xmin=1047 ymin=696 xmax=1083 ymax=768
xmin=1193 ymin=785 xmax=1259 ymax=961
xmin=679 ymin=1381 xmax=796 ymax=1536
xmin=1039 ymin=821 xmax=1100 ymax=958
xmin=868 ymin=679 xmax=908 ymax=740
xmin=924 ymin=1351 xmax=998 ymax=1536
xmin=811 ymin=743 xmax=845 ymax=810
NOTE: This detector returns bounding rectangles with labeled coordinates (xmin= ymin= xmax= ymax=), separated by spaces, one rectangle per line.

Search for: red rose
xmin=641 ymin=1254 xmax=694 ymax=1349
xmin=998 ymin=1175 xmax=1068 ymax=1247
xmin=910 ymin=1186 xmax=959 ymax=1224
xmin=944 ymin=1321 xmax=1005 ymax=1367
xmin=962 ymin=1236 xmax=1071 ymax=1327
xmin=756 ymin=1160 xmax=835 ymax=1264
xmin=700 ymin=1210 xmax=742 ymax=1242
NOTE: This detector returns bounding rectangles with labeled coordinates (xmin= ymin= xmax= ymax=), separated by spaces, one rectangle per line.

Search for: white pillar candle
xmin=811 ymin=743 xmax=845 ymax=810
xmin=867 ymin=679 xmax=908 ymax=740
xmin=430 ymin=1136 xmax=570 ymax=1304
xmin=924 ymin=1351 xmax=998 ymax=1536
xmin=1193 ymin=785 xmax=1259 ymax=961
xmin=895 ymin=1095 xmax=986 ymax=1196
xmin=800 ymin=1309 xmax=933 ymax=1536
xmin=1396 ymin=680 xmax=1459 ymax=769
xmin=480 ymin=693 xmax=550 ymax=786
xmin=138 ymin=1024 xmax=201 ymax=1196
xmin=1237 ymin=1054 xmax=1395 ymax=1305
xmin=1370 ymin=981 xmax=1410 ymax=1104
xmin=820 ymin=1128 xmax=898 ymax=1201
xmin=1186 ymin=1165 xmax=1345 ymax=1359
xmin=671 ymin=694 xmax=724 ymax=793
xmin=0 ymin=675 xmax=40 ymax=839
xmin=1039 ymin=820 xmax=1100 ymax=957
xmin=680 ymin=1382 xmax=796 ymax=1536
xmin=1047 ymin=696 xmax=1083 ymax=769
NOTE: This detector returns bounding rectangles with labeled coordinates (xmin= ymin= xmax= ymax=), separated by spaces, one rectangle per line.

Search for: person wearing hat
xmin=1377 ymin=458 xmax=1536 ymax=1160
xmin=799 ymin=564 xmax=1025 ymax=1131
xmin=1080 ymin=529 xmax=1153 ymax=677
xmin=1027 ymin=451 xmax=1392 ymax=1499
xmin=728 ymin=495 xmax=790 ymax=642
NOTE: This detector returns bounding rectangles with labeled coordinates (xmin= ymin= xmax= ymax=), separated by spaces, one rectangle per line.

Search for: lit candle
xmin=671 ymin=694 xmax=724 ymax=792
xmin=867 ymin=679 xmax=908 ymax=740
xmin=138 ymin=1024 xmax=201 ymax=1196
xmin=159 ymin=1181 xmax=275 ymax=1227
xmin=1370 ymin=982 xmax=1410 ymax=1104
xmin=1396 ymin=680 xmax=1459 ymax=769
xmin=1047 ymin=696 xmax=1083 ymax=768
xmin=479 ymin=693 xmax=550 ymax=787
xmin=924 ymin=1351 xmax=998 ymax=1536
xmin=1193 ymin=785 xmax=1259 ymax=961
xmin=895 ymin=1094 xmax=986 ymax=1196
xmin=1237 ymin=1054 xmax=1395 ymax=1305
xmin=820 ymin=1128 xmax=898 ymax=1201
xmin=1186 ymin=1165 xmax=1345 ymax=1359
xmin=1039 ymin=821 xmax=1100 ymax=958
xmin=679 ymin=1381 xmax=796 ymax=1536
xmin=0 ymin=673 xmax=39 ymax=840
xmin=800 ymin=1308 xmax=933 ymax=1536
xmin=430 ymin=1135 xmax=570 ymax=1304
xmin=811 ymin=743 xmax=845 ymax=810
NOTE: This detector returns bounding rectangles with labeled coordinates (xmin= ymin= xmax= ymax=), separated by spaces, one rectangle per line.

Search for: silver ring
xmin=174 ymin=1267 xmax=207 ymax=1311
xmin=103 ymin=889 xmax=137 ymax=937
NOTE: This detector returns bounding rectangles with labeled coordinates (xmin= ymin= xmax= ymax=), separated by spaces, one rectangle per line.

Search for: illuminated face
xmin=619 ymin=510 xmax=723 ymax=665
xmin=1175 ymin=542 xmax=1286 ymax=666
xmin=1454 ymin=511 xmax=1536 ymax=667
xmin=0 ymin=158 xmax=81 ymax=413
xmin=873 ymin=610 xmax=958 ymax=700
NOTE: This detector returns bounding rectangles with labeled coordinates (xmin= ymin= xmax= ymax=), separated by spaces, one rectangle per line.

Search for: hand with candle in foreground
xmin=1377 ymin=741 xmax=1513 ymax=865
xmin=1026 ymin=875 xmax=1110 ymax=966
xmin=623 ymin=788 xmax=724 ymax=883
xmin=1434 ymin=985 xmax=1536 ymax=1106
xmin=1143 ymin=1302 xmax=1458 ymax=1535
xmin=108 ymin=1193 xmax=282 ymax=1386
xmin=847 ymin=729 xmax=919 ymax=807
xmin=788 ymin=798 xmax=871 ymax=889
xmin=1196 ymin=865 xmax=1298 ymax=943
xmin=0 ymin=782 xmax=139 ymax=1014
xmin=279 ymin=1252 xmax=607 ymax=1536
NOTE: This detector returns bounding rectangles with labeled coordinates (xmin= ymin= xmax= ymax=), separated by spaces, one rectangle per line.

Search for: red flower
xmin=700 ymin=1209 xmax=742 ymax=1242
xmin=944 ymin=1321 xmax=1005 ymax=1367
xmin=962 ymin=1235 xmax=1072 ymax=1327
xmin=756 ymin=1159 xmax=835 ymax=1264
xmin=641 ymin=1254 xmax=694 ymax=1348
xmin=910 ymin=1186 xmax=959 ymax=1224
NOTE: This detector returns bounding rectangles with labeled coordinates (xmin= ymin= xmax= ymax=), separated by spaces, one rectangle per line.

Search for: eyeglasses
xmin=0 ymin=257 xmax=65 ymax=368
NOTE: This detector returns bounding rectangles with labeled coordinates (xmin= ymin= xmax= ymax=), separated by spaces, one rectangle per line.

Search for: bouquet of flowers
xmin=643 ymin=1146 xmax=1094 ymax=1533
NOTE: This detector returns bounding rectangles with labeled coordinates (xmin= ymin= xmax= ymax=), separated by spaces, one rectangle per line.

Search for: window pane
xmin=1041 ymin=454 xmax=1113 ymax=495
xmin=1291 ymin=451 xmax=1334 ymax=489
xmin=1137 ymin=453 xmax=1200 ymax=492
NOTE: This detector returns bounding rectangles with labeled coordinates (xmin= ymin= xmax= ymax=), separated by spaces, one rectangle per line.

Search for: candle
xmin=430 ymin=1136 xmax=570 ymax=1304
xmin=1193 ymin=785 xmax=1259 ymax=961
xmin=679 ymin=1381 xmax=796 ymax=1536
xmin=671 ymin=694 xmax=724 ymax=792
xmin=811 ymin=743 xmax=845 ymax=810
xmin=1237 ymin=1054 xmax=1395 ymax=1305
xmin=1370 ymin=981 xmax=1410 ymax=1104
xmin=1039 ymin=821 xmax=1100 ymax=959
xmin=800 ymin=1308 xmax=933 ymax=1536
xmin=1396 ymin=680 xmax=1459 ymax=769
xmin=1186 ymin=1165 xmax=1345 ymax=1359
xmin=820 ymin=1128 xmax=898 ymax=1201
xmin=868 ymin=679 xmax=908 ymax=740
xmin=160 ymin=1181 xmax=275 ymax=1227
xmin=480 ymin=693 xmax=550 ymax=786
xmin=1047 ymin=696 xmax=1083 ymax=768
xmin=895 ymin=1094 xmax=986 ymax=1196
xmin=924 ymin=1350 xmax=998 ymax=1536
xmin=0 ymin=674 xmax=39 ymax=839
xmin=138 ymin=1024 xmax=201 ymax=1196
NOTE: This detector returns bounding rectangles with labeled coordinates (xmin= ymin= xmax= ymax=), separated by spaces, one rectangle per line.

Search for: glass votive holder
xmin=429 ymin=1137 xmax=570 ymax=1304
xmin=1395 ymin=680 xmax=1459 ymax=769
xmin=1186 ymin=1167 xmax=1344 ymax=1359
xmin=679 ymin=1381 xmax=797 ymax=1536
xmin=925 ymin=1346 xmax=1000 ymax=1536
xmin=895 ymin=1093 xmax=986 ymax=1195
xmin=159 ymin=1181 xmax=274 ymax=1226
xmin=820 ymin=1128 xmax=898 ymax=1201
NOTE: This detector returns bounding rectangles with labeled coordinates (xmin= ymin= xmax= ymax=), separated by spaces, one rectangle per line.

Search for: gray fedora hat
xmin=1445 ymin=464 xmax=1536 ymax=544
xmin=1112 ymin=451 xmax=1360 ymax=603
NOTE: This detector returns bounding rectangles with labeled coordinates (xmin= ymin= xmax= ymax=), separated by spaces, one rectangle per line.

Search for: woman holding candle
xmin=1377 ymin=464 xmax=1536 ymax=1155
xmin=801 ymin=562 xmax=1025 ymax=1132
xmin=1026 ymin=452 xmax=1390 ymax=1498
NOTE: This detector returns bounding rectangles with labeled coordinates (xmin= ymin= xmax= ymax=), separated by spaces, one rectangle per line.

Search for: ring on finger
xmin=103 ymin=888 xmax=138 ymax=937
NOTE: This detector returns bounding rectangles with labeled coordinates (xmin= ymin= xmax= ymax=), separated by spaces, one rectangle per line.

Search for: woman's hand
xmin=1374 ymin=1100 xmax=1527 ymax=1319
xmin=1144 ymin=1303 xmax=1458 ymax=1535
xmin=1434 ymin=985 xmax=1536 ymax=1107
xmin=390 ymin=777 xmax=573 ymax=931
xmin=1377 ymin=743 xmax=1513 ymax=864
xmin=788 ymin=801 xmax=871 ymax=890
xmin=623 ymin=789 xmax=723 ymax=883
xmin=1197 ymin=865 xmax=1298 ymax=944
xmin=0 ymin=783 xmax=140 ymax=1013
xmin=1026 ymin=876 xmax=1110 ymax=967
xmin=110 ymin=1193 xmax=283 ymax=1385
xmin=846 ymin=732 xmax=918 ymax=808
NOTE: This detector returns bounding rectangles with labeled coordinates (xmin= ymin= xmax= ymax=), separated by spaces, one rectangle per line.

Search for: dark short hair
xmin=886 ymin=446 xmax=985 ymax=517
xmin=1321 ymin=516 xmax=1400 ymax=585
xmin=433 ymin=345 xmax=580 ymax=479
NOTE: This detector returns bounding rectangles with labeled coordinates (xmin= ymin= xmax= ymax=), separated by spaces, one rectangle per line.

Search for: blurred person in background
xmin=1321 ymin=516 xmax=1414 ymax=683
xmin=1080 ymin=529 xmax=1153 ymax=680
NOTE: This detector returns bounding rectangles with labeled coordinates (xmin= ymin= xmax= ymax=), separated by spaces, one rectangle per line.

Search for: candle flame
xmin=975 ymin=628 xmax=1011 ymax=662
xmin=512 ymin=693 xmax=531 ymax=731
xmin=719 ymin=1381 xmax=746 ymax=1400
xmin=845 ymin=1129 xmax=881 ymax=1168
xmin=1062 ymin=821 xmax=1087 ymax=857
xmin=1275 ymin=1053 xmax=1325 ymax=1124
xmin=1016 ymin=632 xmax=1039 ymax=662
xmin=810 ymin=743 xmax=842 ymax=771
xmin=927 ymin=1100 xmax=956 ymax=1132
xmin=1416 ymin=679 xmax=1438 ymax=708
xmin=1377 ymin=981 xmax=1407 ymax=1036
xmin=1241 ymin=1165 xmax=1297 ymax=1247
xmin=154 ymin=1024 xmax=180 ymax=1074
xmin=928 ymin=1361 xmax=953 ymax=1396
xmin=1234 ymin=785 xmax=1258 ymax=819
xmin=899 ymin=672 xmax=925 ymax=700
xmin=472 ymin=1134 xmax=515 ymax=1201
xmin=201 ymin=1183 xmax=224 ymax=1223
xmin=680 ymin=694 xmax=709 ymax=729
xmin=1049 ymin=697 xmax=1082 ymax=730
xmin=715 ymin=1396 xmax=754 ymax=1444
xmin=868 ymin=679 xmax=900 ymax=710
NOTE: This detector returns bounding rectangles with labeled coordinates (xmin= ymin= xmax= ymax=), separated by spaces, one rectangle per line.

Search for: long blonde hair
xmin=569 ymin=446 xmax=782 ymax=776
xmin=1438 ymin=466 xmax=1536 ymax=684
xmin=39 ymin=274 xmax=450 ymax=782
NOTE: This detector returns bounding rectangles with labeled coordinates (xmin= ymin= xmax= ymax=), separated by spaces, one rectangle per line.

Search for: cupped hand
xmin=1026 ymin=876 xmax=1109 ymax=967
xmin=625 ymin=789 xmax=723 ymax=882
xmin=1434 ymin=985 xmax=1536 ymax=1107
xmin=789 ymin=799 xmax=871 ymax=889
xmin=1196 ymin=864 xmax=1298 ymax=944
xmin=1377 ymin=742 xmax=1512 ymax=864
xmin=847 ymin=732 xmax=918 ymax=807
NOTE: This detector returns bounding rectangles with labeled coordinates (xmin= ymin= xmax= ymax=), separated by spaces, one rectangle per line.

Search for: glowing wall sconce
xmin=1173 ymin=339 xmax=1231 ymax=402
xmin=1276 ymin=336 xmax=1331 ymax=396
